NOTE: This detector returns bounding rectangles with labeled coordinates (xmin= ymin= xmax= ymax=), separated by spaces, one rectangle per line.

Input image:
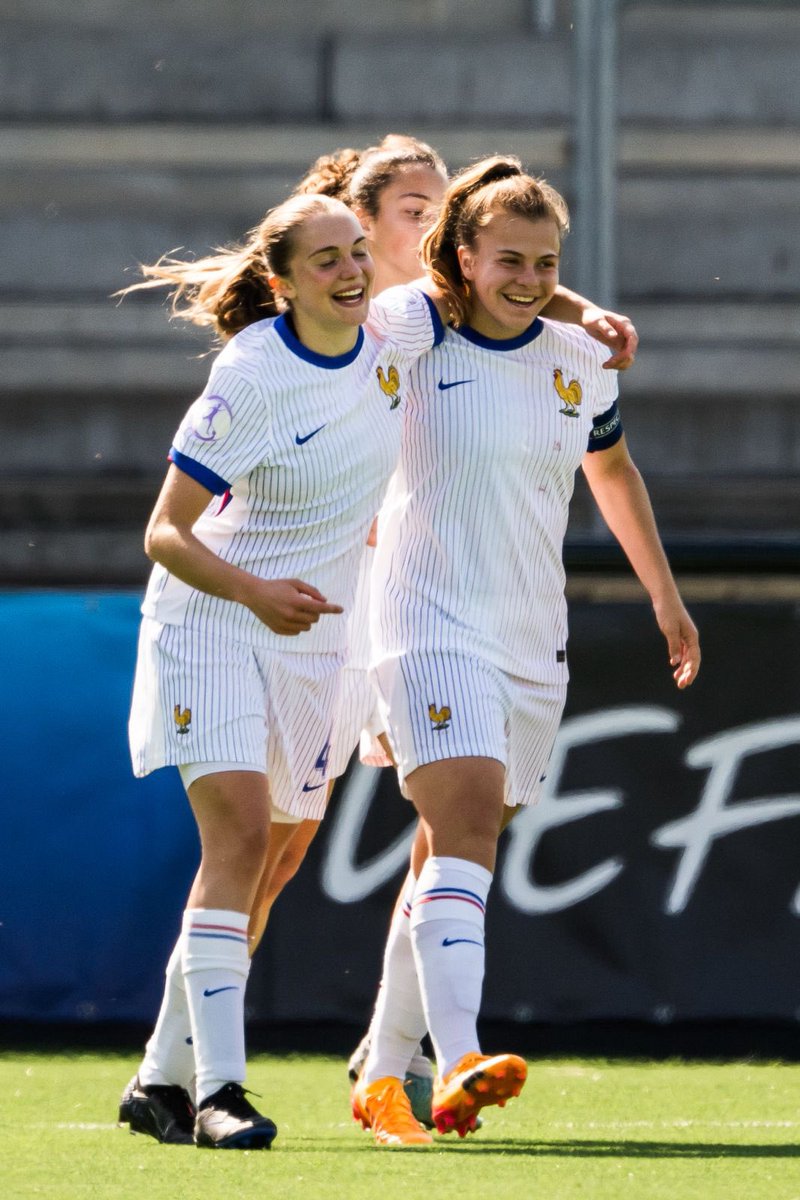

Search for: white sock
xmin=408 ymin=1044 xmax=434 ymax=1080
xmin=139 ymin=939 xmax=195 ymax=1089
xmin=181 ymin=908 xmax=250 ymax=1106
xmin=362 ymin=871 xmax=428 ymax=1085
xmin=409 ymin=856 xmax=492 ymax=1079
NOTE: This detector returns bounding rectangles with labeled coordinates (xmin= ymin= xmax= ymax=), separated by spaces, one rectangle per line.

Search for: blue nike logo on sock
xmin=203 ymin=985 xmax=239 ymax=997
xmin=442 ymin=936 xmax=483 ymax=948
xmin=438 ymin=378 xmax=475 ymax=391
xmin=295 ymin=424 xmax=326 ymax=444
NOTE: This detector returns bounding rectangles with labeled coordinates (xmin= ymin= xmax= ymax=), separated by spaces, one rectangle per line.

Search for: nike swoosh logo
xmin=203 ymin=986 xmax=239 ymax=997
xmin=302 ymin=781 xmax=326 ymax=792
xmin=295 ymin=424 xmax=327 ymax=445
xmin=438 ymin=379 xmax=475 ymax=391
xmin=442 ymin=937 xmax=483 ymax=948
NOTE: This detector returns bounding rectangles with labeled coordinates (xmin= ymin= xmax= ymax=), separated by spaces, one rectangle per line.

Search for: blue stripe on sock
xmin=188 ymin=932 xmax=249 ymax=943
xmin=416 ymin=886 xmax=485 ymax=906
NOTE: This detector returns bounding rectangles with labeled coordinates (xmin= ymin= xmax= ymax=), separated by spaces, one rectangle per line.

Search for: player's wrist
xmin=650 ymin=585 xmax=683 ymax=616
xmin=229 ymin=568 xmax=260 ymax=611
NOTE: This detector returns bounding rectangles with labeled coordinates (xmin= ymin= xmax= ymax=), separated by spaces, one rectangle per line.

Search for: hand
xmin=653 ymin=598 xmax=701 ymax=690
xmin=581 ymin=307 xmax=639 ymax=371
xmin=246 ymin=578 xmax=344 ymax=636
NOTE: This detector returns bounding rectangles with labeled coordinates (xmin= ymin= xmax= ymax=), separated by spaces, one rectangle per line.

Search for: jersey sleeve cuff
xmin=168 ymin=447 xmax=232 ymax=494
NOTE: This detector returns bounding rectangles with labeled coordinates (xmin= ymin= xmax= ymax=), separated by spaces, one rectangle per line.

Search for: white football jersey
xmin=370 ymin=316 xmax=622 ymax=684
xmin=141 ymin=287 xmax=443 ymax=654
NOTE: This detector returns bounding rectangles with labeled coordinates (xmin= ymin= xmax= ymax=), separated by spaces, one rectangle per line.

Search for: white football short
xmin=328 ymin=665 xmax=388 ymax=778
xmin=370 ymin=649 xmax=567 ymax=806
xmin=128 ymin=617 xmax=344 ymax=820
xmin=328 ymin=545 xmax=391 ymax=776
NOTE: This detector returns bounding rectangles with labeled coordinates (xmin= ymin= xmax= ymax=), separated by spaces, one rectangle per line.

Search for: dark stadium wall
xmin=1 ymin=592 xmax=799 ymax=1028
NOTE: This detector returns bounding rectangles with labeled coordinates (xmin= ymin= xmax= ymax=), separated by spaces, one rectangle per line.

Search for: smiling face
xmin=356 ymin=163 xmax=448 ymax=291
xmin=271 ymin=209 xmax=375 ymax=354
xmin=457 ymin=210 xmax=561 ymax=339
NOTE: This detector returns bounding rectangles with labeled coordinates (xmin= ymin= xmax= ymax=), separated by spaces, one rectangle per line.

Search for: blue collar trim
xmin=455 ymin=317 xmax=544 ymax=351
xmin=274 ymin=313 xmax=364 ymax=369
xmin=419 ymin=291 xmax=446 ymax=346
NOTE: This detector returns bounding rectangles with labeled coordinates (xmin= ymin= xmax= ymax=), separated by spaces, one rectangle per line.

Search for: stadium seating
xmin=1 ymin=1 xmax=797 ymax=582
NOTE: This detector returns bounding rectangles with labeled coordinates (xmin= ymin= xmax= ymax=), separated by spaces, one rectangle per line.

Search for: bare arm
xmin=145 ymin=464 xmax=343 ymax=636
xmin=542 ymin=285 xmax=638 ymax=371
xmin=417 ymin=276 xmax=638 ymax=370
xmin=581 ymin=436 xmax=700 ymax=689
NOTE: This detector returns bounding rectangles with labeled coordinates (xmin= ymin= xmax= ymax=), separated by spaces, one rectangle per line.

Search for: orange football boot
xmin=432 ymin=1052 xmax=527 ymax=1136
xmin=352 ymin=1075 xmax=434 ymax=1148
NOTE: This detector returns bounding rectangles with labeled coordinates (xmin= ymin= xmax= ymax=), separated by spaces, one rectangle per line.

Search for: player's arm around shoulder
xmin=581 ymin=438 xmax=700 ymax=690
xmin=367 ymin=276 xmax=449 ymax=353
xmin=371 ymin=274 xmax=449 ymax=325
xmin=542 ymin=285 xmax=638 ymax=370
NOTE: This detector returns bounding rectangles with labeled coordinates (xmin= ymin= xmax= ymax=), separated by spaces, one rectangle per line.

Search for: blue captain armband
xmin=168 ymin=447 xmax=232 ymax=495
xmin=586 ymin=402 xmax=623 ymax=452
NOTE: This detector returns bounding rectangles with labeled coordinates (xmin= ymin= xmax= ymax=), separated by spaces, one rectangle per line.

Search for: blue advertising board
xmin=2 ymin=592 xmax=800 ymax=1030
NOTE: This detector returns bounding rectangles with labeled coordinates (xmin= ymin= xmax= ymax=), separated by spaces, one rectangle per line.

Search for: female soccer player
xmin=243 ymin=136 xmax=450 ymax=950
xmin=248 ymin=135 xmax=637 ymax=946
xmin=254 ymin=137 xmax=640 ymax=1137
xmin=118 ymin=190 xmax=444 ymax=1149
xmin=350 ymin=157 xmax=700 ymax=1147
xmin=241 ymin=138 xmax=639 ymax=1137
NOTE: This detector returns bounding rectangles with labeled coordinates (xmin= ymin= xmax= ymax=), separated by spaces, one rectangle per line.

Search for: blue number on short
xmin=315 ymin=740 xmax=331 ymax=774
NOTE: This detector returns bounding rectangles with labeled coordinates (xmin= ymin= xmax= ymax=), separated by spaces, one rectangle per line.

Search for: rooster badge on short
xmin=428 ymin=703 xmax=451 ymax=732
xmin=173 ymin=705 xmax=192 ymax=735
xmin=553 ymin=368 xmax=582 ymax=417
xmin=376 ymin=364 xmax=401 ymax=409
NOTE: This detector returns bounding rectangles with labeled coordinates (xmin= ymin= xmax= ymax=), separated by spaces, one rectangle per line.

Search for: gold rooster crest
xmin=428 ymin=703 xmax=451 ymax=732
xmin=553 ymin=368 xmax=582 ymax=417
xmin=173 ymin=705 xmax=192 ymax=735
xmin=376 ymin=364 xmax=401 ymax=409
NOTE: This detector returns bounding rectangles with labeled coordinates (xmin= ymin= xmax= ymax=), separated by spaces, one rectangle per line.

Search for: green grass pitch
xmin=3 ymin=1051 xmax=800 ymax=1199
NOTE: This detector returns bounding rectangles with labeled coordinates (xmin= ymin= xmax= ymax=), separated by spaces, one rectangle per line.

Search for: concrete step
xmin=5 ymin=122 xmax=798 ymax=172
xmin=0 ymin=301 xmax=795 ymax=404
xmin=0 ymin=123 xmax=567 ymax=170
xmin=569 ymin=471 xmax=800 ymax=539
xmin=0 ymin=528 xmax=151 ymax=586
xmin=8 ymin=471 xmax=792 ymax=537
xmin=0 ymin=385 xmax=187 ymax=474
xmin=0 ymin=475 xmax=158 ymax=529
xmin=4 ymin=367 xmax=798 ymax=481
xmin=2 ymin=124 xmax=797 ymax=299
xmin=1 ymin=181 xmax=797 ymax=299
xmin=6 ymin=0 xmax=533 ymax=34
xmin=0 ymin=24 xmax=323 ymax=121
xmin=1 ymin=472 xmax=796 ymax=586
xmin=620 ymin=4 xmax=800 ymax=124
xmin=2 ymin=8 xmax=799 ymax=122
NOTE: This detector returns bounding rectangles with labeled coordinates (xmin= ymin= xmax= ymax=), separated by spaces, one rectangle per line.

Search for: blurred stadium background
xmin=1 ymin=1 xmax=799 ymax=1050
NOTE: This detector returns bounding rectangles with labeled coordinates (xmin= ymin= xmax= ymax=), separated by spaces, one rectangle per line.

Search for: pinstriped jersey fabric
xmin=140 ymin=287 xmax=441 ymax=655
xmin=371 ymin=316 xmax=620 ymax=685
